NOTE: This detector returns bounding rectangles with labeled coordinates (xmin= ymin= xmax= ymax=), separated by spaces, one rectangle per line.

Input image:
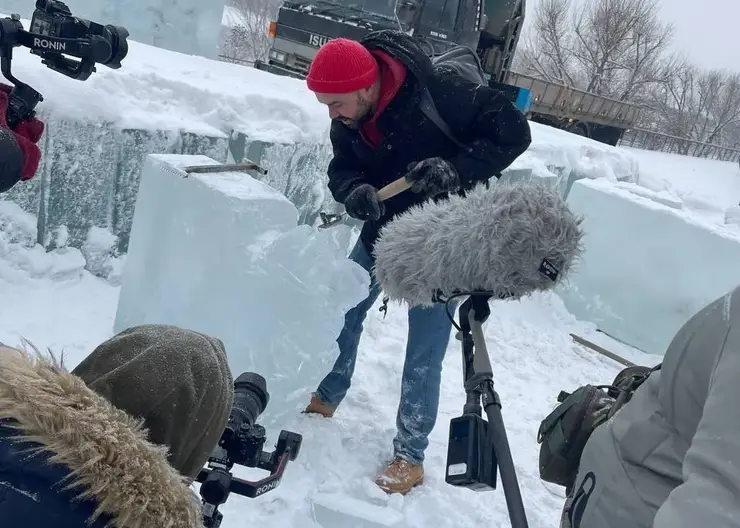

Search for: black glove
xmin=344 ymin=183 xmax=385 ymax=221
xmin=405 ymin=157 xmax=460 ymax=196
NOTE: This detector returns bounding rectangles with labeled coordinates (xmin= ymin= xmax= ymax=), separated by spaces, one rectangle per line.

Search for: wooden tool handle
xmin=377 ymin=176 xmax=411 ymax=201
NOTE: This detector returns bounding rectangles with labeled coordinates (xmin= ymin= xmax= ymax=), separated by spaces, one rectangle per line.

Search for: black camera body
xmin=0 ymin=0 xmax=130 ymax=127
xmin=28 ymin=0 xmax=128 ymax=76
xmin=196 ymin=373 xmax=303 ymax=528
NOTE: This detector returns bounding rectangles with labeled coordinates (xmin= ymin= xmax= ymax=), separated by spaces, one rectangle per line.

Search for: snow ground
xmin=1 ymin=135 xmax=734 ymax=526
xmin=0 ymin=240 xmax=653 ymax=528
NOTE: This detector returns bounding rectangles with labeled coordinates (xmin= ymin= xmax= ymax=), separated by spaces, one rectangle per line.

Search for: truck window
xmin=484 ymin=0 xmax=519 ymax=37
xmin=339 ymin=0 xmax=397 ymax=20
xmin=420 ymin=0 xmax=460 ymax=32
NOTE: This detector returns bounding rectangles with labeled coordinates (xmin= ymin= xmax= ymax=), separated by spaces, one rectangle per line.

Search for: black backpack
xmin=419 ymin=45 xmax=487 ymax=153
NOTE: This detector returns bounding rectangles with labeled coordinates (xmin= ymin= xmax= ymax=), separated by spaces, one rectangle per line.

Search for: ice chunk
xmin=114 ymin=154 xmax=369 ymax=429
xmin=82 ymin=226 xmax=126 ymax=285
xmin=500 ymin=167 xmax=559 ymax=192
xmin=27 ymin=0 xmax=227 ymax=59
xmin=557 ymin=178 xmax=740 ymax=356
xmin=310 ymin=492 xmax=404 ymax=528
xmin=725 ymin=205 xmax=740 ymax=226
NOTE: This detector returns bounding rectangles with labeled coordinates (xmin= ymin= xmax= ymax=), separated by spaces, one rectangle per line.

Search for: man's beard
xmin=337 ymin=95 xmax=374 ymax=129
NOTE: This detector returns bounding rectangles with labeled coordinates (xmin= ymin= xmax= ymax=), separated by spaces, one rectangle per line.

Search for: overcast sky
xmin=523 ymin=0 xmax=739 ymax=73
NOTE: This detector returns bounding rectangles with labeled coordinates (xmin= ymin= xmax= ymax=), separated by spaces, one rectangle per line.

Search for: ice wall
xmin=114 ymin=154 xmax=369 ymax=429
xmin=557 ymin=178 xmax=740 ymax=355
xmin=1 ymin=1 xmax=227 ymax=59
xmin=2 ymin=121 xmax=228 ymax=252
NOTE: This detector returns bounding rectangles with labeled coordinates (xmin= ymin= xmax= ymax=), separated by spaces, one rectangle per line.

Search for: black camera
xmin=29 ymin=0 xmax=128 ymax=72
xmin=0 ymin=0 xmax=130 ymax=127
xmin=196 ymin=372 xmax=303 ymax=528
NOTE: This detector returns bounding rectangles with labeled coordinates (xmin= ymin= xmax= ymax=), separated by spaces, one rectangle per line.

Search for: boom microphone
xmin=372 ymin=180 xmax=584 ymax=307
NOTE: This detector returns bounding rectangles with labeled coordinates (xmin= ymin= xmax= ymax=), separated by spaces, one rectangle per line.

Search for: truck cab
xmin=255 ymin=0 xmax=511 ymax=78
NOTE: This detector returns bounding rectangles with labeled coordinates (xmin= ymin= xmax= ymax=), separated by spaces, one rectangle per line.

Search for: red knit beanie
xmin=306 ymin=38 xmax=380 ymax=94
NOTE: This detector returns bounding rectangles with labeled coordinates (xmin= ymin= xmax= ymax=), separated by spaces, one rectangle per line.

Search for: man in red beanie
xmin=303 ymin=29 xmax=531 ymax=495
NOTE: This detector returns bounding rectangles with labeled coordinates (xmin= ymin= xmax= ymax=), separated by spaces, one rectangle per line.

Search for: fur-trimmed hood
xmin=0 ymin=346 xmax=203 ymax=527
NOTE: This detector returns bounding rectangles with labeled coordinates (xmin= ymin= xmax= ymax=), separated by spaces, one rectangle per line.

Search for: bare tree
xmin=610 ymin=3 xmax=674 ymax=101
xmin=570 ymin=0 xmax=673 ymax=98
xmin=644 ymin=58 xmax=740 ymax=150
xmin=519 ymin=0 xmax=673 ymax=101
xmin=221 ymin=0 xmax=282 ymax=65
xmin=518 ymin=0 xmax=576 ymax=86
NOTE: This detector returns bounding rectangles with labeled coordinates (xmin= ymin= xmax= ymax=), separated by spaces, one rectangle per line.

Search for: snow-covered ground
xmin=0 ymin=224 xmax=652 ymax=528
xmin=1 ymin=146 xmax=734 ymax=528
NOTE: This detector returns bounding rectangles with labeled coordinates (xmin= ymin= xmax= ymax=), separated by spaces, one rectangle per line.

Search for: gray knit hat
xmin=72 ymin=324 xmax=234 ymax=479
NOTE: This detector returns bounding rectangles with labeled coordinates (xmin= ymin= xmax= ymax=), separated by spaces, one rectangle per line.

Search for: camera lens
xmin=227 ymin=372 xmax=270 ymax=435
xmin=102 ymin=25 xmax=129 ymax=68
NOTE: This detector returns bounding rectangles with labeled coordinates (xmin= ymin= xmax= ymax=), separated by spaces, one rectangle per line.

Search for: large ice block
xmin=114 ymin=154 xmax=369 ymax=429
xmin=557 ymin=178 xmax=740 ymax=356
xmin=310 ymin=492 xmax=404 ymax=528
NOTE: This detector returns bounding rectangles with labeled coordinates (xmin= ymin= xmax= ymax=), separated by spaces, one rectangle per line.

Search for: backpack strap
xmin=419 ymin=87 xmax=472 ymax=153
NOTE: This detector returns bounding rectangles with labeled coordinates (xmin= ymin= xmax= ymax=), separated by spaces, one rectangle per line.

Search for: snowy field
xmin=3 ymin=149 xmax=732 ymax=527
xmin=2 ymin=22 xmax=740 ymax=528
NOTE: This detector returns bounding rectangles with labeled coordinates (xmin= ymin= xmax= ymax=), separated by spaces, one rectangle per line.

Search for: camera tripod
xmin=440 ymin=291 xmax=529 ymax=528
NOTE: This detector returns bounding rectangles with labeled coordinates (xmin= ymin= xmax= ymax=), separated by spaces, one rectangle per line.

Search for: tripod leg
xmin=468 ymin=308 xmax=529 ymax=528
xmin=484 ymin=393 xmax=529 ymax=528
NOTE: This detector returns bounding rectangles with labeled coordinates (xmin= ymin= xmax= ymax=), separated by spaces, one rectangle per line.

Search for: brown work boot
xmin=302 ymin=393 xmax=336 ymax=418
xmin=374 ymin=457 xmax=424 ymax=495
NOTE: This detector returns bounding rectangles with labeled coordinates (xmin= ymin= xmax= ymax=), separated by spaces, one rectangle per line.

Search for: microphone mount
xmin=439 ymin=291 xmax=530 ymax=528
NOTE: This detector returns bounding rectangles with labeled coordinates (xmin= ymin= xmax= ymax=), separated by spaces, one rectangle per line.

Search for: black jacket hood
xmin=360 ymin=29 xmax=434 ymax=85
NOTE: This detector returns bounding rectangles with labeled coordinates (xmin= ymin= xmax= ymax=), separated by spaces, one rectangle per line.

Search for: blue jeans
xmin=316 ymin=239 xmax=456 ymax=465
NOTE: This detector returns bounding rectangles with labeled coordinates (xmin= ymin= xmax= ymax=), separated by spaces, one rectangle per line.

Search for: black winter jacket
xmin=326 ymin=30 xmax=532 ymax=248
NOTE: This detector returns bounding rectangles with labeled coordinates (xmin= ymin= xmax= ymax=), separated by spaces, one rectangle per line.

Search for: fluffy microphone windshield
xmin=372 ymin=182 xmax=584 ymax=307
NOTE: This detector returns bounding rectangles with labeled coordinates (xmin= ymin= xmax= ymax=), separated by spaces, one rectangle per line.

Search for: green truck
xmin=254 ymin=0 xmax=643 ymax=146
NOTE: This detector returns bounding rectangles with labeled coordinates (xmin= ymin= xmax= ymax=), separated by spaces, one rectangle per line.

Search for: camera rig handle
xmin=0 ymin=15 xmax=44 ymax=127
xmin=196 ymin=428 xmax=303 ymax=528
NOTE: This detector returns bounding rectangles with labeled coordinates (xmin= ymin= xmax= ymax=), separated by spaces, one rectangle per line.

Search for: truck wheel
xmin=566 ymin=122 xmax=590 ymax=138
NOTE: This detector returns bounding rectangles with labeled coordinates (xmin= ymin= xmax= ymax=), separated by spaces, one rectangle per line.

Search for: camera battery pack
xmin=445 ymin=413 xmax=498 ymax=491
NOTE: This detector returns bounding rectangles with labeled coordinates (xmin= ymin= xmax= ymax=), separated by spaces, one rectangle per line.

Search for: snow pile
xmin=511 ymin=123 xmax=640 ymax=192
xmin=114 ymin=154 xmax=369 ymax=429
xmin=81 ymin=226 xmax=126 ymax=285
xmin=0 ymin=200 xmax=86 ymax=282
xmin=0 ymin=12 xmax=326 ymax=143
xmin=557 ymin=177 xmax=740 ymax=355
xmin=625 ymin=147 xmax=740 ymax=225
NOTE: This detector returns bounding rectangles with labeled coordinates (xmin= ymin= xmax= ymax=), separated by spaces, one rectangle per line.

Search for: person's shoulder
xmin=0 ymin=424 xmax=105 ymax=526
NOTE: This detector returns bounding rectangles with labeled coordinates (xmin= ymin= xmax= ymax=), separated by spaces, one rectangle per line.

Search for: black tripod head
xmin=196 ymin=372 xmax=303 ymax=528
xmin=0 ymin=1 xmax=129 ymax=127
